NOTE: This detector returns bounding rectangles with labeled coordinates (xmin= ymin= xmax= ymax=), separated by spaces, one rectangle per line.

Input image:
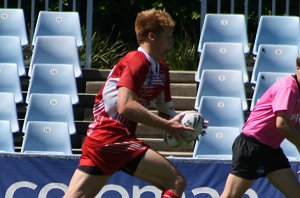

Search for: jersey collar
xmin=138 ymin=47 xmax=160 ymax=75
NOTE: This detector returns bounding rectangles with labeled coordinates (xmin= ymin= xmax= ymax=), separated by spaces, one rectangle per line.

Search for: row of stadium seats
xmin=0 ymin=120 xmax=72 ymax=155
xmin=192 ymin=13 xmax=300 ymax=160
xmin=195 ymin=42 xmax=297 ymax=85
xmin=0 ymin=93 xmax=74 ymax=154
xmin=0 ymin=8 xmax=83 ymax=76
xmin=199 ymin=13 xmax=300 ymax=55
xmin=0 ymin=8 xmax=83 ymax=48
xmin=0 ymin=9 xmax=83 ymax=155
xmin=0 ymin=8 xmax=82 ymax=102
xmin=195 ymin=13 xmax=299 ymax=114
xmin=0 ymin=36 xmax=81 ymax=103
xmin=193 ymin=125 xmax=300 ymax=161
xmin=195 ymin=70 xmax=293 ymax=113
xmin=193 ymin=74 xmax=298 ymax=160
xmin=193 ymin=84 xmax=298 ymax=160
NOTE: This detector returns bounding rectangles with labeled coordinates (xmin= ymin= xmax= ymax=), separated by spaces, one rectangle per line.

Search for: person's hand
xmin=165 ymin=112 xmax=194 ymax=141
xmin=199 ymin=119 xmax=209 ymax=137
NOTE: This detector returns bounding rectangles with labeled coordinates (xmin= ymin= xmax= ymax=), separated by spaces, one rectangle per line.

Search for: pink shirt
xmin=243 ymin=75 xmax=300 ymax=149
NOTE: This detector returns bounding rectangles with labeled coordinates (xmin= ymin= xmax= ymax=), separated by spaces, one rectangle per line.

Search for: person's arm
xmin=117 ymin=86 xmax=193 ymax=139
xmin=276 ymin=111 xmax=300 ymax=153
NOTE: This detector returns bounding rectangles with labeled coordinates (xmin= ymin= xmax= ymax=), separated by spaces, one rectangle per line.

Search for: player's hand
xmin=200 ymin=120 xmax=209 ymax=136
xmin=165 ymin=112 xmax=194 ymax=140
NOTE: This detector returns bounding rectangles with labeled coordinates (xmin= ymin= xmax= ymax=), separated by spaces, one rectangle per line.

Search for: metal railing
xmin=1 ymin=0 xmax=94 ymax=68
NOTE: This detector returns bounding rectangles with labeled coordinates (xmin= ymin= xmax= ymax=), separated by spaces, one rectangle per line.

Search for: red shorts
xmin=79 ymin=137 xmax=149 ymax=175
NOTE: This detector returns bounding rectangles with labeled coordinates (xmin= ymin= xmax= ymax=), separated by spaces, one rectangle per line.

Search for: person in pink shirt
xmin=221 ymin=56 xmax=300 ymax=198
xmin=64 ymin=9 xmax=199 ymax=198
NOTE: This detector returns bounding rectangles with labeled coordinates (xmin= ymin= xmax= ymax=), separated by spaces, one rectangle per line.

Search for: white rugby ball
xmin=164 ymin=111 xmax=204 ymax=147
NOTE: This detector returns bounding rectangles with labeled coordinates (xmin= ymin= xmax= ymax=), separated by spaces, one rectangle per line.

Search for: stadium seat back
xmin=281 ymin=139 xmax=300 ymax=161
xmin=29 ymin=36 xmax=82 ymax=78
xmin=253 ymin=15 xmax=300 ymax=55
xmin=0 ymin=120 xmax=15 ymax=152
xmin=0 ymin=36 xmax=26 ymax=76
xmin=32 ymin=11 xmax=83 ymax=47
xmin=23 ymin=93 xmax=76 ymax=134
xmin=199 ymin=96 xmax=244 ymax=129
xmin=26 ymin=64 xmax=78 ymax=104
xmin=0 ymin=63 xmax=23 ymax=103
xmin=195 ymin=42 xmax=248 ymax=83
xmin=199 ymin=14 xmax=249 ymax=53
xmin=0 ymin=92 xmax=19 ymax=132
xmin=195 ymin=70 xmax=247 ymax=111
xmin=21 ymin=121 xmax=72 ymax=155
xmin=251 ymin=44 xmax=298 ymax=83
xmin=251 ymin=72 xmax=292 ymax=110
xmin=0 ymin=8 xmax=28 ymax=46
xmin=193 ymin=126 xmax=240 ymax=159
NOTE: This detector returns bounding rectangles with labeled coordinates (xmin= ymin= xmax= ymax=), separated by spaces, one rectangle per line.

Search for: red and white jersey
xmin=85 ymin=48 xmax=172 ymax=146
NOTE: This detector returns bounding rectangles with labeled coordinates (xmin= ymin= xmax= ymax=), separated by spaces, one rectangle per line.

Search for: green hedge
xmin=90 ymin=0 xmax=201 ymax=70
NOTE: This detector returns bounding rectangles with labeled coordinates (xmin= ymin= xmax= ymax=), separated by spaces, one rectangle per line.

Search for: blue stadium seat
xmin=251 ymin=44 xmax=297 ymax=83
xmin=194 ymin=70 xmax=248 ymax=111
xmin=253 ymin=15 xmax=300 ymax=55
xmin=22 ymin=93 xmax=76 ymax=134
xmin=193 ymin=126 xmax=240 ymax=159
xmin=280 ymin=139 xmax=300 ymax=161
xmin=0 ymin=92 xmax=19 ymax=132
xmin=26 ymin=64 xmax=78 ymax=104
xmin=29 ymin=36 xmax=82 ymax=78
xmin=21 ymin=121 xmax=72 ymax=155
xmin=0 ymin=36 xmax=26 ymax=76
xmin=198 ymin=14 xmax=249 ymax=53
xmin=198 ymin=96 xmax=244 ymax=130
xmin=195 ymin=42 xmax=249 ymax=83
xmin=0 ymin=120 xmax=15 ymax=152
xmin=251 ymin=72 xmax=292 ymax=110
xmin=0 ymin=63 xmax=23 ymax=103
xmin=0 ymin=8 xmax=28 ymax=46
xmin=32 ymin=11 xmax=83 ymax=47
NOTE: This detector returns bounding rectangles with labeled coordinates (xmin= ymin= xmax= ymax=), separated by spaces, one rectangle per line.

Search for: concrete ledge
xmin=86 ymin=82 xmax=197 ymax=97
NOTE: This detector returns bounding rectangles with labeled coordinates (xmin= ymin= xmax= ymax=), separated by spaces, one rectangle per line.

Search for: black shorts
xmin=78 ymin=151 xmax=146 ymax=176
xmin=231 ymin=133 xmax=290 ymax=180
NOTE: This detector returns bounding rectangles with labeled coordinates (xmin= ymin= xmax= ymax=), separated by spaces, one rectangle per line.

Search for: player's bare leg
xmin=220 ymin=173 xmax=254 ymax=198
xmin=64 ymin=148 xmax=186 ymax=198
xmin=267 ymin=168 xmax=300 ymax=197
xmin=63 ymin=169 xmax=109 ymax=198
xmin=133 ymin=149 xmax=186 ymax=197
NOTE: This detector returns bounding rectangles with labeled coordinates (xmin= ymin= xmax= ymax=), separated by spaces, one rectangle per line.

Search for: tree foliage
xmin=92 ymin=0 xmax=200 ymax=47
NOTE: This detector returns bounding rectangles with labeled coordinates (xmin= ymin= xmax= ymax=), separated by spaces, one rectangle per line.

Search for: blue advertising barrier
xmin=0 ymin=153 xmax=299 ymax=198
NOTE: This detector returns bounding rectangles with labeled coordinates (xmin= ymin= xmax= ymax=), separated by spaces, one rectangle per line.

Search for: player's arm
xmin=276 ymin=111 xmax=300 ymax=153
xmin=117 ymin=86 xmax=193 ymax=139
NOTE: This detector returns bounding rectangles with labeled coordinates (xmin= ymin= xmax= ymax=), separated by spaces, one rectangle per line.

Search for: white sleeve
xmin=154 ymin=91 xmax=177 ymax=118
